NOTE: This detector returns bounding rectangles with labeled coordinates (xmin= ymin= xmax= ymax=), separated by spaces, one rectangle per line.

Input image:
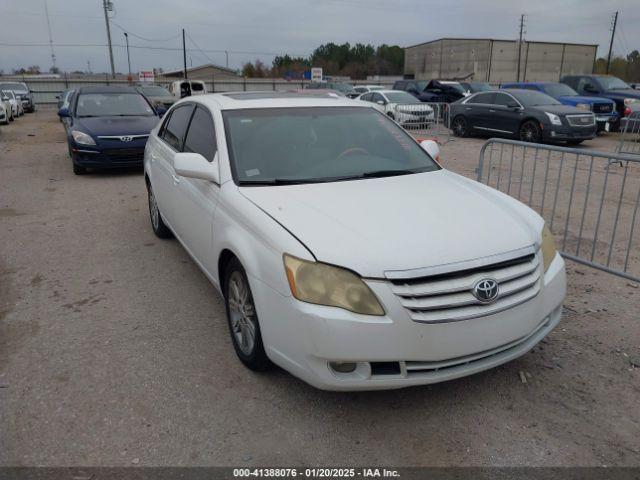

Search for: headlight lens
xmin=576 ymin=103 xmax=591 ymax=111
xmin=624 ymin=98 xmax=638 ymax=107
xmin=544 ymin=112 xmax=562 ymax=126
xmin=283 ymin=254 xmax=384 ymax=316
xmin=71 ymin=130 xmax=96 ymax=146
xmin=541 ymin=224 xmax=557 ymax=272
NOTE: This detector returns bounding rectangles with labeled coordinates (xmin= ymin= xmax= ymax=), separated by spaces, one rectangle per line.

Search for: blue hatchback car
xmin=58 ymin=86 xmax=161 ymax=174
xmin=500 ymin=82 xmax=618 ymax=132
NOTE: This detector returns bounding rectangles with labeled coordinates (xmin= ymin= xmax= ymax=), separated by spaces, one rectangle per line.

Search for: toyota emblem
xmin=472 ymin=278 xmax=499 ymax=304
xmin=120 ymin=136 xmax=133 ymax=142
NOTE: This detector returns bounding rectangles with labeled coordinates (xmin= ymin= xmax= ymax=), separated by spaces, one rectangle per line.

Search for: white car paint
xmin=167 ymin=80 xmax=207 ymax=100
xmin=0 ymin=98 xmax=10 ymax=124
xmin=353 ymin=85 xmax=386 ymax=94
xmin=357 ymin=89 xmax=434 ymax=127
xmin=144 ymin=93 xmax=566 ymax=391
xmin=2 ymin=90 xmax=23 ymax=117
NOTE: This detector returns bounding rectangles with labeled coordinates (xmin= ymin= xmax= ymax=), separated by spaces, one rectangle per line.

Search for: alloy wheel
xmin=148 ymin=188 xmax=160 ymax=231
xmin=227 ymin=271 xmax=257 ymax=355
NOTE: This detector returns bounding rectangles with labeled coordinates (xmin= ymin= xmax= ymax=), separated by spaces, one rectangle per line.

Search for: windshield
xmin=597 ymin=76 xmax=631 ymax=90
xmin=385 ymin=92 xmax=421 ymax=104
xmin=511 ymin=90 xmax=561 ymax=107
xmin=139 ymin=86 xmax=171 ymax=97
xmin=75 ymin=93 xmax=155 ymax=117
xmin=223 ymin=107 xmax=439 ymax=185
xmin=441 ymin=83 xmax=465 ymax=93
xmin=543 ymin=84 xmax=578 ymax=97
xmin=0 ymin=82 xmax=28 ymax=92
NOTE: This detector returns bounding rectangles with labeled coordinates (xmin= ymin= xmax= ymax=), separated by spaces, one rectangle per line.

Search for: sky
xmin=0 ymin=0 xmax=638 ymax=74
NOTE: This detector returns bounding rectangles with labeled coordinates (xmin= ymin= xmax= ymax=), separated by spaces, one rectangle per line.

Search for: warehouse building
xmin=404 ymin=38 xmax=598 ymax=84
xmin=160 ymin=63 xmax=240 ymax=81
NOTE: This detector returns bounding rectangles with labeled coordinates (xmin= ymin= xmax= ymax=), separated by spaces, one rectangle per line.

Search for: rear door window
xmin=468 ymin=93 xmax=496 ymax=104
xmin=161 ymin=104 xmax=194 ymax=150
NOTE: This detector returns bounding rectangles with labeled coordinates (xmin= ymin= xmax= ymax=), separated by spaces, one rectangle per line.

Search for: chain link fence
xmin=477 ymin=138 xmax=640 ymax=282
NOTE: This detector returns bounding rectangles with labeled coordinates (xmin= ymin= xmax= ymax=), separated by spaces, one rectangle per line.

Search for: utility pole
xmin=606 ymin=11 xmax=618 ymax=74
xmin=516 ymin=14 xmax=525 ymax=82
xmin=225 ymin=50 xmax=229 ymax=68
xmin=102 ymin=0 xmax=116 ymax=79
xmin=43 ymin=0 xmax=57 ymax=71
xmin=182 ymin=28 xmax=188 ymax=79
xmin=87 ymin=60 xmax=91 ymax=74
xmin=124 ymin=32 xmax=131 ymax=79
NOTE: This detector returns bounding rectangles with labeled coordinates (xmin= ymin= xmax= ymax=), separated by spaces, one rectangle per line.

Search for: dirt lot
xmin=1 ymin=111 xmax=639 ymax=467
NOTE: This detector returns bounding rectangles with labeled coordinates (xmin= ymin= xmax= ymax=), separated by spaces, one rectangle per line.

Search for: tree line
xmin=241 ymin=42 xmax=404 ymax=79
xmin=593 ymin=50 xmax=640 ymax=83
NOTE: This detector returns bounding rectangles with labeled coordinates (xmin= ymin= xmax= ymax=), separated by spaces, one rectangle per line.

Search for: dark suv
xmin=561 ymin=75 xmax=640 ymax=128
xmin=393 ymin=79 xmax=467 ymax=103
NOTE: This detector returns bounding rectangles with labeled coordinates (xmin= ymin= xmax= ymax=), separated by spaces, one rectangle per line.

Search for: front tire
xmin=224 ymin=258 xmax=271 ymax=372
xmin=147 ymin=183 xmax=172 ymax=238
xmin=451 ymin=115 xmax=469 ymax=137
xmin=519 ymin=120 xmax=542 ymax=143
xmin=73 ymin=163 xmax=87 ymax=175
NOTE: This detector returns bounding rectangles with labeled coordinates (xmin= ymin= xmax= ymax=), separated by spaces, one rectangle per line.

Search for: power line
xmin=0 ymin=42 xmax=304 ymax=56
xmin=110 ymin=20 xmax=181 ymax=43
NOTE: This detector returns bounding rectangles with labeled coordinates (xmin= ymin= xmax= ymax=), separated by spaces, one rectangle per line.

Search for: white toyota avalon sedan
xmin=143 ymin=92 xmax=566 ymax=391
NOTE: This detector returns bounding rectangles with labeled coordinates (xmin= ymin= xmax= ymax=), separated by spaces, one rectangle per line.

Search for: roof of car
xmin=185 ymin=91 xmax=365 ymax=110
xmin=77 ymin=85 xmax=139 ymax=94
xmin=502 ymin=82 xmax=560 ymax=86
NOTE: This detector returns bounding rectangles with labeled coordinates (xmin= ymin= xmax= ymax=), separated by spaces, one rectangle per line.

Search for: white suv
xmin=143 ymin=92 xmax=566 ymax=391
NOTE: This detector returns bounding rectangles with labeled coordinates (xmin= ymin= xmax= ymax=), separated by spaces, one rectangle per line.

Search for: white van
xmin=167 ymin=80 xmax=207 ymax=100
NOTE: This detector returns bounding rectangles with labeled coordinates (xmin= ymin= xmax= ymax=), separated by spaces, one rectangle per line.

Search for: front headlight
xmin=71 ymin=130 xmax=96 ymax=146
xmin=541 ymin=224 xmax=557 ymax=272
xmin=283 ymin=254 xmax=384 ymax=316
xmin=624 ymin=98 xmax=638 ymax=107
xmin=576 ymin=103 xmax=591 ymax=111
xmin=544 ymin=112 xmax=562 ymax=126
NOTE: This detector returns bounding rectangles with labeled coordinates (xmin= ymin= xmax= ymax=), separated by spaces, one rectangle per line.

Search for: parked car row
xmin=0 ymin=81 xmax=35 ymax=126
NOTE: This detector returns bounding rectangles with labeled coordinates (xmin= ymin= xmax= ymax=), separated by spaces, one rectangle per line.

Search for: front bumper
xmin=543 ymin=123 xmax=597 ymax=141
xmin=252 ymin=253 xmax=566 ymax=391
xmin=71 ymin=139 xmax=148 ymax=169
xmin=594 ymin=113 xmax=618 ymax=131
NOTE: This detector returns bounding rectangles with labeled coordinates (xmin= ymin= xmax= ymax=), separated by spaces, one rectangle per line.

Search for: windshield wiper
xmin=239 ymin=178 xmax=331 ymax=185
xmin=360 ymin=169 xmax=421 ymax=178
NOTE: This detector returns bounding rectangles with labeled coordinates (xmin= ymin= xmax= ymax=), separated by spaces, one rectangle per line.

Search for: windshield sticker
xmin=245 ymin=168 xmax=260 ymax=177
xmin=240 ymin=119 xmax=253 ymax=124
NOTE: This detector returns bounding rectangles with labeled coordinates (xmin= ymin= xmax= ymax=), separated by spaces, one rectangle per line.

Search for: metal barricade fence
xmin=393 ymin=102 xmax=451 ymax=143
xmin=617 ymin=110 xmax=640 ymax=156
xmin=476 ymin=138 xmax=640 ymax=282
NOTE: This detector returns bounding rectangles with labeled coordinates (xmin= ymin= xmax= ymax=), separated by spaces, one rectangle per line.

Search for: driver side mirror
xmin=584 ymin=84 xmax=599 ymax=94
xmin=376 ymin=100 xmax=385 ymax=105
xmin=507 ymin=102 xmax=520 ymax=110
xmin=58 ymin=107 xmax=70 ymax=117
xmin=420 ymin=139 xmax=440 ymax=162
xmin=154 ymin=105 xmax=167 ymax=117
xmin=174 ymin=152 xmax=220 ymax=183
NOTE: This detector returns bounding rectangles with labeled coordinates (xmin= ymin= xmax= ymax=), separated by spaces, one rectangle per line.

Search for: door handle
xmin=489 ymin=109 xmax=496 ymax=113
xmin=465 ymin=107 xmax=472 ymax=111
xmin=172 ymin=174 xmax=181 ymax=185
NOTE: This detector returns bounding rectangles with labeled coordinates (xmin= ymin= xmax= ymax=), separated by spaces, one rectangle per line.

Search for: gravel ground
xmin=1 ymin=111 xmax=639 ymax=467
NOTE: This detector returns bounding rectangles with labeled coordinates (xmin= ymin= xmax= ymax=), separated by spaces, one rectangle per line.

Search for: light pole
xmin=124 ymin=32 xmax=132 ymax=81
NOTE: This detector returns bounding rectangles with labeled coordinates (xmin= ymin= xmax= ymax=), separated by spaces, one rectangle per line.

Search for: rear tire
xmin=519 ymin=120 xmax=542 ymax=143
xmin=147 ymin=183 xmax=172 ymax=238
xmin=224 ymin=257 xmax=271 ymax=372
xmin=451 ymin=115 xmax=469 ymax=137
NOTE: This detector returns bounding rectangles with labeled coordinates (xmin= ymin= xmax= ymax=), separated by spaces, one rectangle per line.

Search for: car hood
xmin=73 ymin=115 xmax=159 ymax=137
xmin=557 ymin=95 xmax=613 ymax=105
xmin=530 ymin=104 xmax=590 ymax=116
xmin=240 ymin=170 xmax=541 ymax=278
xmin=605 ymin=89 xmax=640 ymax=99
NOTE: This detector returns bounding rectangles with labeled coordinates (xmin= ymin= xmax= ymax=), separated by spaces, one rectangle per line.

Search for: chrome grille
xmin=593 ymin=103 xmax=613 ymax=114
xmin=566 ymin=114 xmax=595 ymax=127
xmin=388 ymin=251 xmax=542 ymax=323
